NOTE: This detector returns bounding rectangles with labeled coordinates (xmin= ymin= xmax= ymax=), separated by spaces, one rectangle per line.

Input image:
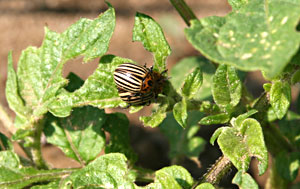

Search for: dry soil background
xmin=0 ymin=0 xmax=274 ymax=188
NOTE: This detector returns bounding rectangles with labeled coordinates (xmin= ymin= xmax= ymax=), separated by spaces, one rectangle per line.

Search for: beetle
xmin=113 ymin=63 xmax=166 ymax=106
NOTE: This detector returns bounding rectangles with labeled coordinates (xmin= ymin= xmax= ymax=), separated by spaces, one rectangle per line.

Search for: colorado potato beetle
xmin=113 ymin=63 xmax=166 ymax=106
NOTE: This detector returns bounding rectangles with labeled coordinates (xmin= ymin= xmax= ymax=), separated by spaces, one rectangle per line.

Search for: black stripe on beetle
xmin=114 ymin=63 xmax=166 ymax=107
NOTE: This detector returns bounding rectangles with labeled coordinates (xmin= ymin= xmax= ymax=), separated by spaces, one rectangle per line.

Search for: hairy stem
xmin=193 ymin=155 xmax=232 ymax=187
xmin=29 ymin=117 xmax=48 ymax=169
xmin=169 ymin=0 xmax=197 ymax=26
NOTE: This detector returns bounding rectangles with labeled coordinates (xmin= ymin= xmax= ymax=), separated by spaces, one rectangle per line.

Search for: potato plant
xmin=1 ymin=0 xmax=300 ymax=188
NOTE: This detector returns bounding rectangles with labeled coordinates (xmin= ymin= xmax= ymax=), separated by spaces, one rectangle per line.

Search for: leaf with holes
xmin=133 ymin=12 xmax=171 ymax=72
xmin=217 ymin=118 xmax=268 ymax=174
xmin=103 ymin=113 xmax=137 ymax=163
xmin=49 ymin=55 xmax=131 ymax=117
xmin=44 ymin=106 xmax=106 ymax=164
xmin=146 ymin=166 xmax=194 ymax=188
xmin=61 ymin=153 xmax=136 ymax=188
xmin=185 ymin=0 xmax=300 ymax=79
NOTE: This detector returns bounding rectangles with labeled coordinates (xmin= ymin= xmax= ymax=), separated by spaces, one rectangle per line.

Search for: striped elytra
xmin=114 ymin=63 xmax=166 ymax=106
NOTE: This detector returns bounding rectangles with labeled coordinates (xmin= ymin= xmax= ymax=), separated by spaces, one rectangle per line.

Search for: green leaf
xmin=17 ymin=30 xmax=68 ymax=118
xmin=133 ymin=12 xmax=171 ymax=72
xmin=185 ymin=0 xmax=300 ymax=79
xmin=0 ymin=151 xmax=20 ymax=169
xmin=263 ymin=83 xmax=272 ymax=92
xmin=173 ymin=99 xmax=188 ymax=128
xmin=291 ymin=70 xmax=300 ymax=85
xmin=5 ymin=52 xmax=29 ymax=120
xmin=278 ymin=111 xmax=300 ymax=148
xmin=195 ymin=183 xmax=215 ymax=189
xmin=199 ymin=113 xmax=230 ymax=125
xmin=217 ymin=118 xmax=268 ymax=174
xmin=171 ymin=56 xmax=216 ymax=100
xmin=0 ymin=151 xmax=66 ymax=188
xmin=9 ymin=4 xmax=115 ymax=121
xmin=232 ymin=171 xmax=259 ymax=189
xmin=275 ymin=152 xmax=300 ymax=181
xmin=49 ymin=55 xmax=130 ymax=117
xmin=228 ymin=0 xmax=249 ymax=11
xmin=210 ymin=127 xmax=225 ymax=145
xmin=140 ymin=99 xmax=169 ymax=127
xmin=160 ymin=111 xmax=206 ymax=159
xmin=270 ymin=81 xmax=291 ymax=119
xmin=44 ymin=106 xmax=106 ymax=164
xmin=181 ymin=67 xmax=203 ymax=99
xmin=63 ymin=153 xmax=136 ymax=188
xmin=212 ymin=64 xmax=241 ymax=110
xmin=0 ymin=132 xmax=13 ymax=151
xmin=150 ymin=166 xmax=194 ymax=189
xmin=63 ymin=3 xmax=115 ymax=62
xmin=103 ymin=113 xmax=137 ymax=163
xmin=231 ymin=109 xmax=258 ymax=128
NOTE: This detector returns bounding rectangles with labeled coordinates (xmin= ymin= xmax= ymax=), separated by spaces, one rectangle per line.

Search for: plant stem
xmin=0 ymin=168 xmax=78 ymax=188
xmin=169 ymin=0 xmax=197 ymax=26
xmin=193 ymin=155 xmax=232 ymax=187
xmin=0 ymin=103 xmax=15 ymax=134
xmin=30 ymin=118 xmax=48 ymax=169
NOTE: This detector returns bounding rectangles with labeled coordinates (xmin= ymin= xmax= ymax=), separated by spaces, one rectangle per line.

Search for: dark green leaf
xmin=212 ymin=65 xmax=242 ymax=110
xmin=62 ymin=153 xmax=136 ymax=188
xmin=185 ymin=0 xmax=300 ymax=79
xmin=270 ymin=81 xmax=291 ymax=119
xmin=171 ymin=57 xmax=215 ymax=100
xmin=133 ymin=12 xmax=171 ymax=72
xmin=173 ymin=99 xmax=188 ymax=128
xmin=278 ymin=111 xmax=300 ymax=148
xmin=160 ymin=111 xmax=206 ymax=159
xmin=232 ymin=171 xmax=259 ymax=189
xmin=103 ymin=113 xmax=137 ymax=163
xmin=0 ymin=132 xmax=13 ymax=151
xmin=217 ymin=118 xmax=268 ymax=174
xmin=30 ymin=181 xmax=60 ymax=189
xmin=44 ymin=106 xmax=106 ymax=164
xmin=181 ymin=67 xmax=203 ymax=99
xmin=199 ymin=113 xmax=230 ymax=125
xmin=275 ymin=152 xmax=300 ymax=181
xmin=65 ymin=72 xmax=84 ymax=92
xmin=291 ymin=70 xmax=300 ymax=85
